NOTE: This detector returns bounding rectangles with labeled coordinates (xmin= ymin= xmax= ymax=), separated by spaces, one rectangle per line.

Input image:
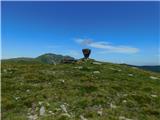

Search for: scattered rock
xmin=61 ymin=113 xmax=71 ymax=118
xmin=119 ymin=116 xmax=133 ymax=120
xmin=92 ymin=62 xmax=102 ymax=65
xmin=28 ymin=114 xmax=38 ymax=120
xmin=59 ymin=79 xmax=65 ymax=83
xmin=122 ymin=100 xmax=127 ymax=103
xmin=97 ymin=108 xmax=103 ymax=116
xmin=80 ymin=115 xmax=88 ymax=120
xmin=119 ymin=116 xmax=126 ymax=120
xmin=118 ymin=69 xmax=122 ymax=72
xmin=48 ymin=111 xmax=52 ymax=113
xmin=39 ymin=106 xmax=45 ymax=116
xmin=38 ymin=101 xmax=43 ymax=105
xmin=48 ymin=110 xmax=55 ymax=115
xmin=60 ymin=104 xmax=68 ymax=113
xmin=151 ymin=94 xmax=158 ymax=98
xmin=93 ymin=71 xmax=100 ymax=74
xmin=64 ymin=102 xmax=69 ymax=106
xmin=14 ymin=96 xmax=20 ymax=101
xmin=48 ymin=82 xmax=51 ymax=85
xmin=128 ymin=74 xmax=133 ymax=77
xmin=3 ymin=69 xmax=7 ymax=73
xmin=110 ymin=103 xmax=117 ymax=109
xmin=74 ymin=66 xmax=83 ymax=69
xmin=150 ymin=76 xmax=158 ymax=80
xmin=26 ymin=89 xmax=30 ymax=92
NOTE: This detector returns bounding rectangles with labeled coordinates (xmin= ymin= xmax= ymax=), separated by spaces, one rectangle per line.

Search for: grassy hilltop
xmin=1 ymin=59 xmax=160 ymax=120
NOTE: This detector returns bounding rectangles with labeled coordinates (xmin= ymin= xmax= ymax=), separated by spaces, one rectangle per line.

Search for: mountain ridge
xmin=2 ymin=53 xmax=159 ymax=73
xmin=2 ymin=53 xmax=75 ymax=64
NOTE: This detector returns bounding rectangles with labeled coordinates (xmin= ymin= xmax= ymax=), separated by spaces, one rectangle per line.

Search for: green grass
xmin=1 ymin=60 xmax=160 ymax=120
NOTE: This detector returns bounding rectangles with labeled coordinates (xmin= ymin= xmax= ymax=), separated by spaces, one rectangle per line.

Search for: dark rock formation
xmin=82 ymin=49 xmax=91 ymax=59
xmin=61 ymin=57 xmax=77 ymax=63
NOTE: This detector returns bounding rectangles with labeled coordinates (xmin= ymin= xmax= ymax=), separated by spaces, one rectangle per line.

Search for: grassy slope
xmin=1 ymin=61 xmax=160 ymax=120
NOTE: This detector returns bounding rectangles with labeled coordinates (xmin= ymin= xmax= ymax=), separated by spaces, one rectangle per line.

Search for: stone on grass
xmin=28 ymin=114 xmax=38 ymax=120
xmin=123 ymin=94 xmax=128 ymax=97
xmin=38 ymin=101 xmax=43 ymax=105
xmin=40 ymin=106 xmax=45 ymax=116
xmin=26 ymin=89 xmax=30 ymax=92
xmin=48 ymin=111 xmax=55 ymax=115
xmin=119 ymin=116 xmax=133 ymax=120
xmin=118 ymin=69 xmax=122 ymax=72
xmin=110 ymin=103 xmax=117 ymax=109
xmin=93 ymin=71 xmax=100 ymax=74
xmin=14 ymin=96 xmax=20 ymax=100
xmin=97 ymin=108 xmax=103 ymax=116
xmin=74 ymin=66 xmax=83 ymax=69
xmin=3 ymin=69 xmax=7 ymax=73
xmin=48 ymin=82 xmax=51 ymax=85
xmin=151 ymin=94 xmax=158 ymax=98
xmin=119 ymin=116 xmax=126 ymax=120
xmin=80 ymin=115 xmax=88 ymax=120
xmin=59 ymin=79 xmax=65 ymax=83
xmin=61 ymin=113 xmax=71 ymax=118
xmin=150 ymin=76 xmax=158 ymax=80
xmin=60 ymin=104 xmax=68 ymax=113
xmin=128 ymin=74 xmax=133 ymax=77
xmin=122 ymin=100 xmax=127 ymax=103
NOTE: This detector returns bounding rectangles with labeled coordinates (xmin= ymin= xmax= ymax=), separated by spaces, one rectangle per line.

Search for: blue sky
xmin=2 ymin=1 xmax=160 ymax=65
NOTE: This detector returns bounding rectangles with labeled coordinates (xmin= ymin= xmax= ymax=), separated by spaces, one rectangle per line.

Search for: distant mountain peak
xmin=2 ymin=53 xmax=75 ymax=64
xmin=36 ymin=53 xmax=75 ymax=64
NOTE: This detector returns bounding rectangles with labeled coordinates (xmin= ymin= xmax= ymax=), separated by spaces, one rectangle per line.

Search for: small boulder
xmin=93 ymin=71 xmax=100 ymax=74
xmin=39 ymin=106 xmax=45 ymax=116
xmin=151 ymin=94 xmax=158 ymax=98
xmin=128 ymin=74 xmax=133 ymax=77
xmin=60 ymin=104 xmax=68 ymax=113
xmin=97 ymin=108 xmax=103 ymax=116
xmin=80 ymin=115 xmax=88 ymax=120
xmin=110 ymin=103 xmax=117 ymax=109
xmin=28 ymin=114 xmax=38 ymax=120
xmin=150 ymin=76 xmax=158 ymax=80
xmin=61 ymin=113 xmax=71 ymax=118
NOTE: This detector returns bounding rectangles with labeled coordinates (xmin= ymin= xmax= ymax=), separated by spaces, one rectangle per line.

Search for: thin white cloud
xmin=75 ymin=38 xmax=93 ymax=45
xmin=75 ymin=38 xmax=139 ymax=54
